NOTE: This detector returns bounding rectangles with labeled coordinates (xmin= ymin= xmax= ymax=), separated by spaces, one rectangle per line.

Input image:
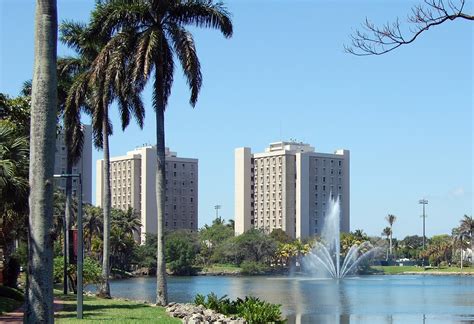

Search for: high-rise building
xmin=96 ymin=146 xmax=198 ymax=243
xmin=54 ymin=124 xmax=93 ymax=203
xmin=235 ymin=141 xmax=349 ymax=239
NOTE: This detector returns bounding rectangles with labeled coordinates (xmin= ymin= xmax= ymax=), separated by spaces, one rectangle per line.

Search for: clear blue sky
xmin=1 ymin=0 xmax=472 ymax=239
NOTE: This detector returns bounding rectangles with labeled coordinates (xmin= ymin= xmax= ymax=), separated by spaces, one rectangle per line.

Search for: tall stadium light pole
xmin=419 ymin=198 xmax=428 ymax=266
xmin=54 ymin=174 xmax=83 ymax=319
xmin=214 ymin=205 xmax=221 ymax=220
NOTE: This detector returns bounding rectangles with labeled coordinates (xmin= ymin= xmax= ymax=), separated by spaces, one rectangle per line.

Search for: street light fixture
xmin=54 ymin=174 xmax=83 ymax=319
xmin=419 ymin=198 xmax=428 ymax=266
xmin=214 ymin=205 xmax=221 ymax=220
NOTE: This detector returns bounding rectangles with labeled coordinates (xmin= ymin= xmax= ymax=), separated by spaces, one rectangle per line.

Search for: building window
xmin=190 ymin=197 xmax=193 ymax=202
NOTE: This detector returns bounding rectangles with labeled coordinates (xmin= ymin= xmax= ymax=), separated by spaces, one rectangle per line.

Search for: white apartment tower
xmin=235 ymin=141 xmax=349 ymax=239
xmin=96 ymin=146 xmax=198 ymax=243
xmin=54 ymin=124 xmax=93 ymax=203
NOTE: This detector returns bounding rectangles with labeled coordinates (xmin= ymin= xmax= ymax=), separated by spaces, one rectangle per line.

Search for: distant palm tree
xmin=385 ymin=214 xmax=397 ymax=257
xmin=112 ymin=207 xmax=141 ymax=239
xmin=353 ymin=229 xmax=367 ymax=241
xmin=83 ymin=204 xmax=103 ymax=253
xmin=451 ymin=227 xmax=467 ymax=269
xmin=89 ymin=0 xmax=233 ymax=305
xmin=459 ymin=215 xmax=473 ymax=263
xmin=227 ymin=219 xmax=235 ymax=231
xmin=382 ymin=227 xmax=392 ymax=261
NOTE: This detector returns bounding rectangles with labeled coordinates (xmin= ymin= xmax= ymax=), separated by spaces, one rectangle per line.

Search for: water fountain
xmin=302 ymin=197 xmax=380 ymax=278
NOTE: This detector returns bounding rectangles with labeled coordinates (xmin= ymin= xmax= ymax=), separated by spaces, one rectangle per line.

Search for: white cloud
xmin=449 ymin=187 xmax=465 ymax=197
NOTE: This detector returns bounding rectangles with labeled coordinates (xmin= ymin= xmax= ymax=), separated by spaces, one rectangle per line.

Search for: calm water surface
xmin=95 ymin=275 xmax=474 ymax=323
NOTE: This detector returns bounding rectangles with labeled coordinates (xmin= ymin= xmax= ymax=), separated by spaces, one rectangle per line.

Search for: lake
xmin=95 ymin=275 xmax=474 ymax=323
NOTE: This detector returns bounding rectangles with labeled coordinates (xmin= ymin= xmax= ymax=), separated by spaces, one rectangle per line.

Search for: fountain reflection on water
xmin=302 ymin=197 xmax=380 ymax=279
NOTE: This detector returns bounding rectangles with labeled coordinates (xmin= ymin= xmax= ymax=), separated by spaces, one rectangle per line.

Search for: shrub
xmin=53 ymin=256 xmax=101 ymax=288
xmin=194 ymin=293 xmax=284 ymax=323
xmin=240 ymin=261 xmax=269 ymax=275
xmin=236 ymin=296 xmax=284 ymax=324
xmin=194 ymin=293 xmax=238 ymax=314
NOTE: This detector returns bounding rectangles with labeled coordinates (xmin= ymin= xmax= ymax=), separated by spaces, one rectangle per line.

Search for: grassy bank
xmin=372 ymin=265 xmax=474 ymax=275
xmin=199 ymin=263 xmax=242 ymax=274
xmin=55 ymin=292 xmax=179 ymax=323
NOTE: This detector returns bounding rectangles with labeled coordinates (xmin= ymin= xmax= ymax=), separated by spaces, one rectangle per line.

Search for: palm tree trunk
xmin=471 ymin=231 xmax=473 ymax=265
xmin=26 ymin=0 xmax=58 ymax=322
xmin=389 ymin=227 xmax=393 ymax=258
xmin=155 ymin=103 xmax=168 ymax=306
xmin=99 ymin=113 xmax=111 ymax=298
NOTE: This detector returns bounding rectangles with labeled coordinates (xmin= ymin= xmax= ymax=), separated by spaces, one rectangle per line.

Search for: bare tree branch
xmin=345 ymin=0 xmax=473 ymax=56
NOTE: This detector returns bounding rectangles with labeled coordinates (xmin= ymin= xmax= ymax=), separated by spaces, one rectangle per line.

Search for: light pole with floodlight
xmin=54 ymin=173 xmax=83 ymax=319
xmin=419 ymin=198 xmax=428 ymax=266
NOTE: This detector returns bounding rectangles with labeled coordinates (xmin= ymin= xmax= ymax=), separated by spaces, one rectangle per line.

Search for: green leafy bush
xmin=53 ymin=256 xmax=101 ymax=288
xmin=194 ymin=293 xmax=284 ymax=323
xmin=240 ymin=261 xmax=270 ymax=275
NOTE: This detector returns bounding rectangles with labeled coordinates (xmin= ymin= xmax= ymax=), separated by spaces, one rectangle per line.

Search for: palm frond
xmin=169 ymin=0 xmax=233 ymax=38
xmin=167 ymin=24 xmax=202 ymax=106
xmin=90 ymin=0 xmax=151 ymax=37
xmin=131 ymin=29 xmax=158 ymax=87
xmin=60 ymin=20 xmax=89 ymax=54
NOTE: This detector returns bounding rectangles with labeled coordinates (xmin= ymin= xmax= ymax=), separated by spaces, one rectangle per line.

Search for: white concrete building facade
xmin=54 ymin=124 xmax=93 ymax=203
xmin=235 ymin=141 xmax=350 ymax=239
xmin=96 ymin=146 xmax=198 ymax=243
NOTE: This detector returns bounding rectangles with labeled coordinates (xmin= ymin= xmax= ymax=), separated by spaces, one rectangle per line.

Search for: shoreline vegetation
xmin=125 ymin=265 xmax=474 ymax=278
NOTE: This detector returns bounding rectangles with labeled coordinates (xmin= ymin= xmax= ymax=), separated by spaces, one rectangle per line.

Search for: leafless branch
xmin=345 ymin=0 xmax=473 ymax=56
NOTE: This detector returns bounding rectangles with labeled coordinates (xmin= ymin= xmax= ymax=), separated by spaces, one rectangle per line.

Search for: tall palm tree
xmin=26 ymin=0 xmax=58 ymax=322
xmin=89 ymin=0 xmax=233 ymax=305
xmin=382 ymin=227 xmax=392 ymax=261
xmin=61 ymin=20 xmax=145 ymax=298
xmin=459 ymin=215 xmax=473 ymax=264
xmin=385 ymin=214 xmax=396 ymax=257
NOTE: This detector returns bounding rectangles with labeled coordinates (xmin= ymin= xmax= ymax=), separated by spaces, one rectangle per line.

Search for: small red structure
xmin=69 ymin=229 xmax=78 ymax=265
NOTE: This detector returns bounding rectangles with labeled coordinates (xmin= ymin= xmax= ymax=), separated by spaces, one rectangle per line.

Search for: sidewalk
xmin=0 ymin=299 xmax=64 ymax=323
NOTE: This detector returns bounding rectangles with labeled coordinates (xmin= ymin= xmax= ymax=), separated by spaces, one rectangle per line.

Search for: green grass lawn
xmin=201 ymin=263 xmax=242 ymax=273
xmin=55 ymin=292 xmax=180 ymax=323
xmin=372 ymin=265 xmax=474 ymax=274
